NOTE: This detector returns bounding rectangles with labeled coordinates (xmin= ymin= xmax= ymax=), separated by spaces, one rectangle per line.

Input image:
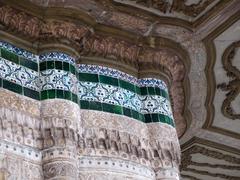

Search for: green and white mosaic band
xmin=0 ymin=40 xmax=175 ymax=127
xmin=39 ymin=52 xmax=79 ymax=103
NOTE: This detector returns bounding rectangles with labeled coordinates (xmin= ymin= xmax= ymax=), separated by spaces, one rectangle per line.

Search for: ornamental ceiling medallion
xmin=217 ymin=41 xmax=240 ymax=120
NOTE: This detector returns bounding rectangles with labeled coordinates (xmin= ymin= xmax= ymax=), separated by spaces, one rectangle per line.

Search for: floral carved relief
xmin=40 ymin=20 xmax=89 ymax=44
xmin=0 ymin=6 xmax=40 ymax=38
xmin=81 ymin=35 xmax=141 ymax=65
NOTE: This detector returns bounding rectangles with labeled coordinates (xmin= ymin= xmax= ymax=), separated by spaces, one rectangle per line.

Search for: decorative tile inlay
xmin=0 ymin=40 xmax=174 ymax=126
xmin=40 ymin=69 xmax=78 ymax=94
xmin=138 ymin=78 xmax=167 ymax=90
xmin=79 ymin=81 xmax=141 ymax=112
xmin=141 ymin=95 xmax=173 ymax=118
xmin=0 ymin=41 xmax=38 ymax=63
xmin=79 ymin=81 xmax=173 ymax=119
xmin=78 ymin=64 xmax=139 ymax=85
xmin=0 ymin=57 xmax=38 ymax=91
xmin=78 ymin=64 xmax=168 ymax=91
xmin=39 ymin=52 xmax=76 ymax=65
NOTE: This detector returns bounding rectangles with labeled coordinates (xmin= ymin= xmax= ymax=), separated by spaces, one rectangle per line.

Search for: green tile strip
xmin=7 ymin=48 xmax=170 ymax=98
xmin=79 ymin=100 xmax=174 ymax=125
xmin=0 ymin=78 xmax=174 ymax=126
xmin=0 ymin=48 xmax=38 ymax=71
xmin=40 ymin=60 xmax=77 ymax=76
xmin=40 ymin=89 xmax=79 ymax=104
xmin=0 ymin=47 xmax=168 ymax=98
xmin=0 ymin=48 xmax=173 ymax=127
xmin=144 ymin=113 xmax=175 ymax=127
xmin=79 ymin=73 xmax=169 ymax=99
xmin=2 ymin=79 xmax=23 ymax=94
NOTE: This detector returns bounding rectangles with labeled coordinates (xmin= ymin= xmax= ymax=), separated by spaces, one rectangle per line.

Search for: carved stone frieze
xmin=0 ymin=152 xmax=43 ymax=179
xmin=0 ymin=6 xmax=40 ymax=38
xmin=81 ymin=35 xmax=141 ymax=66
xmin=77 ymin=156 xmax=155 ymax=180
xmin=103 ymin=11 xmax=150 ymax=34
xmin=0 ymin=90 xmax=180 ymax=169
xmin=77 ymin=127 xmax=180 ymax=168
xmin=79 ymin=110 xmax=180 ymax=169
xmin=0 ymin=91 xmax=42 ymax=148
xmin=40 ymin=20 xmax=89 ymax=42
xmin=0 ymin=89 xmax=40 ymax=118
xmin=217 ymin=41 xmax=240 ymax=120
xmin=0 ymin=5 xmax=89 ymax=44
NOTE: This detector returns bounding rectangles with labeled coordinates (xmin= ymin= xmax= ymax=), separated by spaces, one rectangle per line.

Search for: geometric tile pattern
xmin=141 ymin=95 xmax=173 ymax=118
xmin=79 ymin=81 xmax=142 ymax=112
xmin=79 ymin=81 xmax=173 ymax=119
xmin=0 ymin=40 xmax=175 ymax=126
xmin=78 ymin=64 xmax=168 ymax=91
xmin=0 ymin=41 xmax=38 ymax=63
xmin=39 ymin=52 xmax=76 ymax=65
xmin=40 ymin=69 xmax=78 ymax=94
xmin=0 ymin=57 xmax=38 ymax=91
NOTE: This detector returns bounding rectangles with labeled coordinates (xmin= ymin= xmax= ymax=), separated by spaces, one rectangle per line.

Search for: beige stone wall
xmin=0 ymin=89 xmax=180 ymax=179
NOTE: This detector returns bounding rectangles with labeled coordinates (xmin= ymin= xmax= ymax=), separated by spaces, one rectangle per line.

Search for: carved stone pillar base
xmin=43 ymin=161 xmax=77 ymax=180
xmin=42 ymin=148 xmax=78 ymax=180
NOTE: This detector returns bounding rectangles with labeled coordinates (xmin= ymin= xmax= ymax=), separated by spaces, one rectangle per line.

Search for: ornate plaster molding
xmin=203 ymin=11 xmax=240 ymax=140
xmin=217 ymin=41 xmax=240 ymax=120
xmin=113 ymin=0 xmax=215 ymax=17
xmin=181 ymin=145 xmax=240 ymax=180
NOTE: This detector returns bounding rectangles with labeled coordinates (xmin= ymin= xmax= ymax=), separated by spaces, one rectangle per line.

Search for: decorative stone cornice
xmin=81 ymin=35 xmax=141 ymax=67
xmin=0 ymin=5 xmax=40 ymax=38
xmin=40 ymin=20 xmax=89 ymax=45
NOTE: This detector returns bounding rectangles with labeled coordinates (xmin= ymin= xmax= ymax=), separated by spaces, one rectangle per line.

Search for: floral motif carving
xmin=0 ymin=6 xmax=40 ymax=37
xmin=40 ymin=20 xmax=89 ymax=43
xmin=81 ymin=35 xmax=141 ymax=65
xmin=43 ymin=162 xmax=77 ymax=179
xmin=217 ymin=41 xmax=240 ymax=120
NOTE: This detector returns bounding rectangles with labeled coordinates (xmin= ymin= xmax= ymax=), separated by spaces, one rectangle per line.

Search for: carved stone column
xmin=39 ymin=52 xmax=81 ymax=180
xmin=41 ymin=99 xmax=81 ymax=180
xmin=143 ymin=81 xmax=180 ymax=180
